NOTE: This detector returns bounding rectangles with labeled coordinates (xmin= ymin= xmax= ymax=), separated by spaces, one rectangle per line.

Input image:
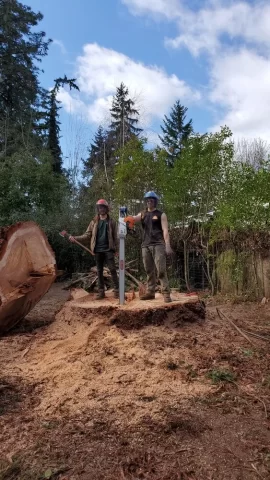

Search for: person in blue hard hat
xmin=124 ymin=191 xmax=173 ymax=303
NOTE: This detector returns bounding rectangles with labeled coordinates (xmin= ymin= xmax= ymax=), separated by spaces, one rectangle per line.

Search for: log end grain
xmin=0 ymin=221 xmax=57 ymax=334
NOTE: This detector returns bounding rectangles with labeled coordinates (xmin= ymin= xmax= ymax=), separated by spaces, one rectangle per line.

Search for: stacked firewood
xmin=63 ymin=260 xmax=142 ymax=291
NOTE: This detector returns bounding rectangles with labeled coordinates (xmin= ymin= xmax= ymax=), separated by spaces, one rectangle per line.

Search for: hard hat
xmin=96 ymin=199 xmax=109 ymax=207
xmin=144 ymin=191 xmax=159 ymax=200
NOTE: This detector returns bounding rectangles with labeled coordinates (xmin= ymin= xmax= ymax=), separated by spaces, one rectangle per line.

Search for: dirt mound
xmin=11 ymin=297 xmax=209 ymax=418
xmin=1 ymin=286 xmax=270 ymax=479
xmin=110 ymin=301 xmax=205 ymax=329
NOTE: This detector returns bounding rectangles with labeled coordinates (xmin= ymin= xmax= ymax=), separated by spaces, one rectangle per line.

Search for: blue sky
xmin=26 ymin=0 xmax=270 ymax=166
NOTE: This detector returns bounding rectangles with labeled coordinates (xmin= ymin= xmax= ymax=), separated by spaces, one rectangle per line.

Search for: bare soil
xmin=0 ymin=284 xmax=270 ymax=480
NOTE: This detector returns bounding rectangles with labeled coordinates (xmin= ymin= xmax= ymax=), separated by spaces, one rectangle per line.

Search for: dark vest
xmin=141 ymin=209 xmax=164 ymax=247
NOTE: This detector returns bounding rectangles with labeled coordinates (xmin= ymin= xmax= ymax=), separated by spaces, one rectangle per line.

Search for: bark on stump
xmin=0 ymin=221 xmax=57 ymax=334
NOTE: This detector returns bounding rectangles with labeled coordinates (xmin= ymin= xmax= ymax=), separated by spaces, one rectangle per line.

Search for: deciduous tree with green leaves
xmin=113 ymin=137 xmax=168 ymax=210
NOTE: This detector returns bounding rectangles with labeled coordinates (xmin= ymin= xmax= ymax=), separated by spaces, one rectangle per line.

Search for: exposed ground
xmin=0 ymin=284 xmax=270 ymax=480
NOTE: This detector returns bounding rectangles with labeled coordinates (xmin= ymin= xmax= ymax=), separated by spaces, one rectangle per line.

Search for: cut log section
xmin=0 ymin=221 xmax=57 ymax=334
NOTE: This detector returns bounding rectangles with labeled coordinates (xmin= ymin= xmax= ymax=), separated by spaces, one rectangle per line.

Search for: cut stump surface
xmin=68 ymin=290 xmax=205 ymax=329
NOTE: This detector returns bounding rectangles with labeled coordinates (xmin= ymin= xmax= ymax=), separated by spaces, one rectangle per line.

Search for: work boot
xmin=164 ymin=293 xmax=172 ymax=303
xmin=95 ymin=290 xmax=105 ymax=300
xmin=140 ymin=292 xmax=155 ymax=300
xmin=113 ymin=289 xmax=119 ymax=299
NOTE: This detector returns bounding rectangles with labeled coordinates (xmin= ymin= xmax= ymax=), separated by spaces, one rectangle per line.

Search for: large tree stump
xmin=63 ymin=290 xmax=205 ymax=330
xmin=0 ymin=221 xmax=57 ymax=334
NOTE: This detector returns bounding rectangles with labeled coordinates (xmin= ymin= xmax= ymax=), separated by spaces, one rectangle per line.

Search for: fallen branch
xmin=63 ymin=275 xmax=94 ymax=290
xmin=125 ymin=259 xmax=137 ymax=266
xmin=92 ymin=265 xmax=143 ymax=289
xmin=216 ymin=308 xmax=256 ymax=347
xmin=162 ymin=448 xmax=190 ymax=455
xmin=63 ymin=267 xmax=142 ymax=292
xmin=251 ymin=463 xmax=265 ymax=479
xmin=240 ymin=329 xmax=270 ymax=342
xmin=241 ymin=389 xmax=268 ymax=419
xmin=224 ymin=379 xmax=267 ymax=419
xmin=124 ymin=270 xmax=142 ymax=287
xmin=61 ymin=250 xmax=143 ymax=291
xmin=21 ymin=346 xmax=31 ymax=358
xmin=87 ymin=276 xmax=98 ymax=291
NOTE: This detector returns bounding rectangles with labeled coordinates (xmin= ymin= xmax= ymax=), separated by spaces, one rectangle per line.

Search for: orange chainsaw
xmin=124 ymin=216 xmax=136 ymax=235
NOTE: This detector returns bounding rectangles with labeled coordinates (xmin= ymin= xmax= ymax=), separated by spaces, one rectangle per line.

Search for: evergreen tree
xmin=83 ymin=125 xmax=116 ymax=192
xmin=159 ymin=100 xmax=193 ymax=166
xmin=83 ymin=126 xmax=106 ymax=178
xmin=47 ymin=76 xmax=79 ymax=173
xmin=47 ymin=89 xmax=61 ymax=173
xmin=0 ymin=0 xmax=51 ymax=157
xmin=110 ymin=82 xmax=142 ymax=149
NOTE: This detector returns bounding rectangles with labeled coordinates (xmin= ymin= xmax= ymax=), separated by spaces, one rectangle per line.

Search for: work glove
xmin=165 ymin=243 xmax=173 ymax=255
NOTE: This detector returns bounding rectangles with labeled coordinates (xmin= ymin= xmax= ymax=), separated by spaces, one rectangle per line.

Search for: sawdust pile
xmin=14 ymin=295 xmax=210 ymax=421
xmin=2 ymin=285 xmax=270 ymax=479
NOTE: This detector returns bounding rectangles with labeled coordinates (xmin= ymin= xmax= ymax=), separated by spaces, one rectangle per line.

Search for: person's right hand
xmin=69 ymin=235 xmax=76 ymax=243
xmin=165 ymin=243 xmax=173 ymax=256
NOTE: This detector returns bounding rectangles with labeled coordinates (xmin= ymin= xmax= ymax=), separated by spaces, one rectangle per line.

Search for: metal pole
xmin=118 ymin=207 xmax=127 ymax=305
xmin=119 ymin=234 xmax=125 ymax=305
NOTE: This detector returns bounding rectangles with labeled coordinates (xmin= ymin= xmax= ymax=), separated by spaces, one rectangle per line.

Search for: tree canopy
xmin=1 ymin=0 xmax=269 ymax=281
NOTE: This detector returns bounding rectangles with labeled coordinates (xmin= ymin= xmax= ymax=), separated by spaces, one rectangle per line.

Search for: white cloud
xmin=60 ymin=43 xmax=200 ymax=128
xmin=57 ymin=1 xmax=270 ymax=142
xmin=210 ymin=49 xmax=270 ymax=140
xmin=123 ymin=0 xmax=270 ymax=56
xmin=144 ymin=130 xmax=161 ymax=147
xmin=123 ymin=0 xmax=270 ymax=140
xmin=87 ymin=96 xmax=114 ymax=125
xmin=52 ymin=39 xmax=67 ymax=55
xmin=57 ymin=88 xmax=87 ymax=115
xmin=165 ymin=2 xmax=270 ymax=56
xmin=121 ymin=0 xmax=181 ymax=20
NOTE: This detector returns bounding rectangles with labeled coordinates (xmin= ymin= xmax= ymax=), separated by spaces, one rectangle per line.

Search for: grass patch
xmin=241 ymin=348 xmax=253 ymax=357
xmin=207 ymin=369 xmax=236 ymax=384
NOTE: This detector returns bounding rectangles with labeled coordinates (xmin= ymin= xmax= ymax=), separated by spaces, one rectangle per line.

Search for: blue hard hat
xmin=144 ymin=191 xmax=159 ymax=200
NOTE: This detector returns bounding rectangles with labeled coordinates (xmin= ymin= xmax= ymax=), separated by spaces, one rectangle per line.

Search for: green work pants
xmin=142 ymin=245 xmax=170 ymax=294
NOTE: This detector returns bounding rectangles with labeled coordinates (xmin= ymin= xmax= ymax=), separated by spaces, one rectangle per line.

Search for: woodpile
xmin=63 ymin=260 xmax=142 ymax=291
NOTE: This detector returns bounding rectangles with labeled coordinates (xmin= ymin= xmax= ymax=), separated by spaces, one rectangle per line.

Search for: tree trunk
xmin=0 ymin=221 xmax=57 ymax=334
xmin=206 ymin=240 xmax=215 ymax=296
xmin=183 ymin=240 xmax=190 ymax=291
